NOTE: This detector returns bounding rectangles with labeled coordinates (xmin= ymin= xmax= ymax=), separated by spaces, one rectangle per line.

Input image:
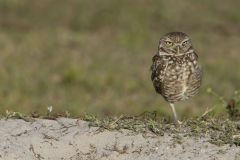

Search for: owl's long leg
xmin=169 ymin=103 xmax=182 ymax=125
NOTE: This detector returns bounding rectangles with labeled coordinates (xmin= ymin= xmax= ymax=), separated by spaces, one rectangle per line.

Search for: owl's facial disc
xmin=159 ymin=36 xmax=193 ymax=56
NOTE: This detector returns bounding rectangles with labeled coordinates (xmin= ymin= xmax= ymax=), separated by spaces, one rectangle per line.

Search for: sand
xmin=0 ymin=118 xmax=240 ymax=160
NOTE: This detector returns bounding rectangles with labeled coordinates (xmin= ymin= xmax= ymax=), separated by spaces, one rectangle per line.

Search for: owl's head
xmin=158 ymin=32 xmax=193 ymax=56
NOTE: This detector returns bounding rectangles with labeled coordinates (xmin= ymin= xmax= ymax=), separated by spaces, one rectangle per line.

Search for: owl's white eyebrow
xmin=182 ymin=39 xmax=190 ymax=43
xmin=164 ymin=38 xmax=173 ymax=42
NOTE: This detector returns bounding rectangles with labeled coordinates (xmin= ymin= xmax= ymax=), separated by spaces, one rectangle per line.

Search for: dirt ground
xmin=0 ymin=118 xmax=240 ymax=160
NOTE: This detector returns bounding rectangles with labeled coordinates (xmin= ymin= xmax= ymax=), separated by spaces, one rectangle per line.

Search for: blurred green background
xmin=0 ymin=0 xmax=240 ymax=118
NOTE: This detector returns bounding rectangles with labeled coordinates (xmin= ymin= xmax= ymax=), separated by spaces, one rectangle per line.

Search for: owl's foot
xmin=175 ymin=120 xmax=182 ymax=126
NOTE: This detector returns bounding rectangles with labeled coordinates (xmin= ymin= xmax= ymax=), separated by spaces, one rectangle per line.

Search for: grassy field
xmin=0 ymin=0 xmax=240 ymax=119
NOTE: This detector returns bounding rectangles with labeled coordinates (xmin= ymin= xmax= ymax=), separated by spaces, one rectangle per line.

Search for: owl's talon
xmin=175 ymin=120 xmax=182 ymax=125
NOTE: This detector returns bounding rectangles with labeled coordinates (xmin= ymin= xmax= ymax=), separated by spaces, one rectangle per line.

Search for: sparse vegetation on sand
xmin=4 ymin=107 xmax=240 ymax=147
xmin=1 ymin=116 xmax=240 ymax=159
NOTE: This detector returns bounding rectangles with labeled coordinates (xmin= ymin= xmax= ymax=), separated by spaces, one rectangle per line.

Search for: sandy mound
xmin=0 ymin=118 xmax=240 ymax=160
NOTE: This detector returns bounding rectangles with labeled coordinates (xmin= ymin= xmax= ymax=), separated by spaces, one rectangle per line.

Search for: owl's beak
xmin=175 ymin=46 xmax=180 ymax=54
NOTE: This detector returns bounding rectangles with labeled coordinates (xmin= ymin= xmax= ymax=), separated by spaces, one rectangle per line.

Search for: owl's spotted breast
xmin=151 ymin=53 xmax=202 ymax=103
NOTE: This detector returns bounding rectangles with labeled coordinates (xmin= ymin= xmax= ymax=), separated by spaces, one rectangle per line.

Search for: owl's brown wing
xmin=151 ymin=54 xmax=167 ymax=93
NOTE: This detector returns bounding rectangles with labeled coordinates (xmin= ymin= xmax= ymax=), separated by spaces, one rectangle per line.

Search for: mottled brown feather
xmin=151 ymin=32 xmax=202 ymax=104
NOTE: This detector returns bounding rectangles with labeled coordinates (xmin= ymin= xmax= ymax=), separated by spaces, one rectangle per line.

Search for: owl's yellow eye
xmin=165 ymin=41 xmax=173 ymax=46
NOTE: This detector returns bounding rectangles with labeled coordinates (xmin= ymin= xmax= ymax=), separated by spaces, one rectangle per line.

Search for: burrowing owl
xmin=151 ymin=32 xmax=202 ymax=124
